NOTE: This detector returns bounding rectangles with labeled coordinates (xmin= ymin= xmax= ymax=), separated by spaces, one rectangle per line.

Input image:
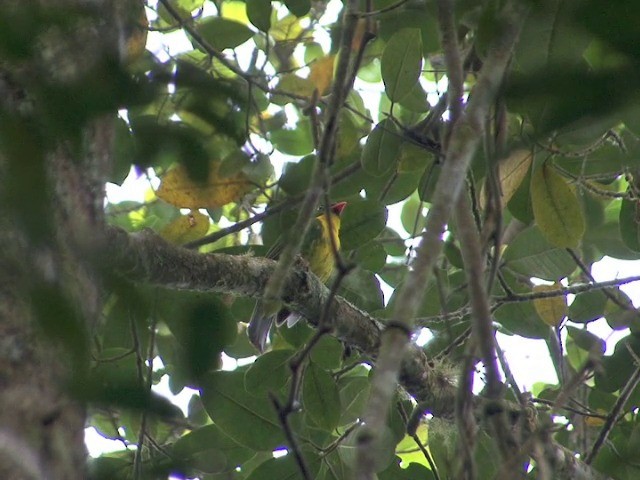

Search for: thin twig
xmin=584 ymin=348 xmax=640 ymax=464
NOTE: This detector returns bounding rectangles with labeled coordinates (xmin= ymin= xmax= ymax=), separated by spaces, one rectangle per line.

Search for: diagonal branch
xmin=355 ymin=2 xmax=529 ymax=478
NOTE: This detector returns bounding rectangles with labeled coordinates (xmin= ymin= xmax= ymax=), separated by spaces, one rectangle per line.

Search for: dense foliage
xmin=4 ymin=0 xmax=640 ymax=479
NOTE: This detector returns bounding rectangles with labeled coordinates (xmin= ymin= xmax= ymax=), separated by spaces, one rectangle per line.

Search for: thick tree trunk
xmin=0 ymin=1 xmax=117 ymax=477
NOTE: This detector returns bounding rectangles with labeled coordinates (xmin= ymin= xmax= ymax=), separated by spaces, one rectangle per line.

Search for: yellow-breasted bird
xmin=248 ymin=201 xmax=347 ymax=352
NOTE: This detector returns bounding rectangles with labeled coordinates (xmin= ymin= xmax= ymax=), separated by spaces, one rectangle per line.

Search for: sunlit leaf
xmin=159 ymin=210 xmax=210 ymax=245
xmin=309 ymin=55 xmax=335 ymax=95
xmin=157 ymin=160 xmax=253 ymax=209
xmin=271 ymin=74 xmax=315 ymax=104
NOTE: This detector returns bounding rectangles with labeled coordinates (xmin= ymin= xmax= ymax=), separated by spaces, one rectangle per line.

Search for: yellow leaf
xmin=221 ymin=0 xmax=250 ymax=25
xmin=585 ymin=410 xmax=607 ymax=427
xmin=532 ymin=283 xmax=567 ymax=327
xmin=531 ymin=162 xmax=585 ymax=248
xmin=309 ymin=55 xmax=335 ymax=95
xmin=271 ymin=14 xmax=304 ymax=42
xmin=160 ymin=210 xmax=210 ymax=245
xmin=272 ymin=74 xmax=315 ymax=104
xmin=480 ymin=149 xmax=532 ymax=209
xmin=157 ymin=161 xmax=253 ymax=209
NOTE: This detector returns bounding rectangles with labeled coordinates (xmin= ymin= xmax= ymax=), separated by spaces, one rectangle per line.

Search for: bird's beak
xmin=331 ymin=201 xmax=347 ymax=216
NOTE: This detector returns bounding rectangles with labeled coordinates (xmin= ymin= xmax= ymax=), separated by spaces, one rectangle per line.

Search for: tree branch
xmin=355 ymin=3 xmax=529 ymax=478
xmin=104 ymin=225 xmax=611 ymax=479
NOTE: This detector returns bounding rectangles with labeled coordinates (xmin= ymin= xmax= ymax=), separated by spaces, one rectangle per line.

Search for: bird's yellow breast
xmin=306 ymin=212 xmax=341 ymax=283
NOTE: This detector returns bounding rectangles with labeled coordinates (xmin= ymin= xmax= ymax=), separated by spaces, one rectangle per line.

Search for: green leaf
xmin=338 ymin=268 xmax=384 ymax=313
xmin=171 ymin=424 xmax=253 ymax=474
xmin=195 ymin=17 xmax=254 ymax=50
xmin=339 ymin=425 xmax=395 ymax=472
xmin=378 ymin=6 xmax=439 ymax=53
xmin=244 ymin=349 xmax=294 ymax=394
xmin=271 ymin=117 xmax=314 ymax=155
xmin=381 ymin=28 xmax=423 ymax=102
xmin=379 ymin=227 xmax=406 ymax=257
xmin=303 ymin=362 xmax=341 ymax=431
xmin=246 ymin=448 xmax=322 ymax=480
xmin=310 ymin=336 xmax=344 ymax=370
xmin=567 ymin=326 xmax=605 ymax=355
xmin=280 ymin=154 xmax=314 ymax=195
xmin=604 ymin=289 xmax=640 ymax=331
xmin=575 ymin=0 xmax=640 ymax=61
xmin=400 ymin=194 xmax=426 ymax=235
xmin=379 ymin=459 xmax=435 ymax=480
xmin=365 ymin=168 xmax=423 ymax=205
xmin=502 ymin=225 xmax=576 ymax=281
xmin=595 ymin=335 xmax=640 ymax=393
xmin=338 ymin=376 xmax=370 ymax=426
xmin=88 ymin=456 xmax=133 ymax=480
xmin=514 ymin=1 xmax=592 ymax=74
xmin=584 ymin=220 xmax=639 ymax=260
xmin=158 ymin=0 xmax=205 ymax=28
xmin=246 ymin=0 xmax=271 ymax=32
xmin=494 ymin=301 xmax=550 ymax=339
xmin=130 ymin=117 xmax=208 ymax=173
xmin=110 ymin=118 xmax=134 ymax=185
xmin=200 ymin=370 xmax=286 ymax=450
xmin=568 ymin=290 xmax=608 ymax=324
xmin=340 ymin=199 xmax=388 ymax=251
xmin=361 ymin=119 xmax=403 ymax=177
xmin=619 ymin=199 xmax=640 ymax=251
xmin=284 ymin=0 xmax=310 ymax=17
xmin=352 ymin=240 xmax=387 ymax=273
xmin=530 ymin=162 xmax=585 ymax=248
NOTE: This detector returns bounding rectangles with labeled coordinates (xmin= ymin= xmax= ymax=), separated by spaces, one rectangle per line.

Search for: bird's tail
xmin=247 ymin=301 xmax=274 ymax=353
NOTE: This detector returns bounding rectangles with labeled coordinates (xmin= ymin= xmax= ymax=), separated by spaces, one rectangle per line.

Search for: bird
xmin=248 ymin=201 xmax=347 ymax=352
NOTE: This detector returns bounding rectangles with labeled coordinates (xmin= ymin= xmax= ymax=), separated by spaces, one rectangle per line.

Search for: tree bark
xmin=0 ymin=1 xmax=118 ymax=477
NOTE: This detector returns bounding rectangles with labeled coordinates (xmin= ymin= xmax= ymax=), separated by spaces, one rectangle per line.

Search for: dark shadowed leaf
xmin=381 ymin=28 xmax=422 ymax=102
xmin=503 ymin=226 xmax=576 ymax=280
xmin=361 ymin=119 xmax=403 ymax=177
xmin=200 ymin=370 xmax=286 ymax=450
xmin=303 ymin=362 xmax=341 ymax=431
xmin=340 ymin=199 xmax=388 ymax=250
xmin=246 ymin=0 xmax=272 ymax=32
xmin=195 ymin=17 xmax=254 ymax=50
